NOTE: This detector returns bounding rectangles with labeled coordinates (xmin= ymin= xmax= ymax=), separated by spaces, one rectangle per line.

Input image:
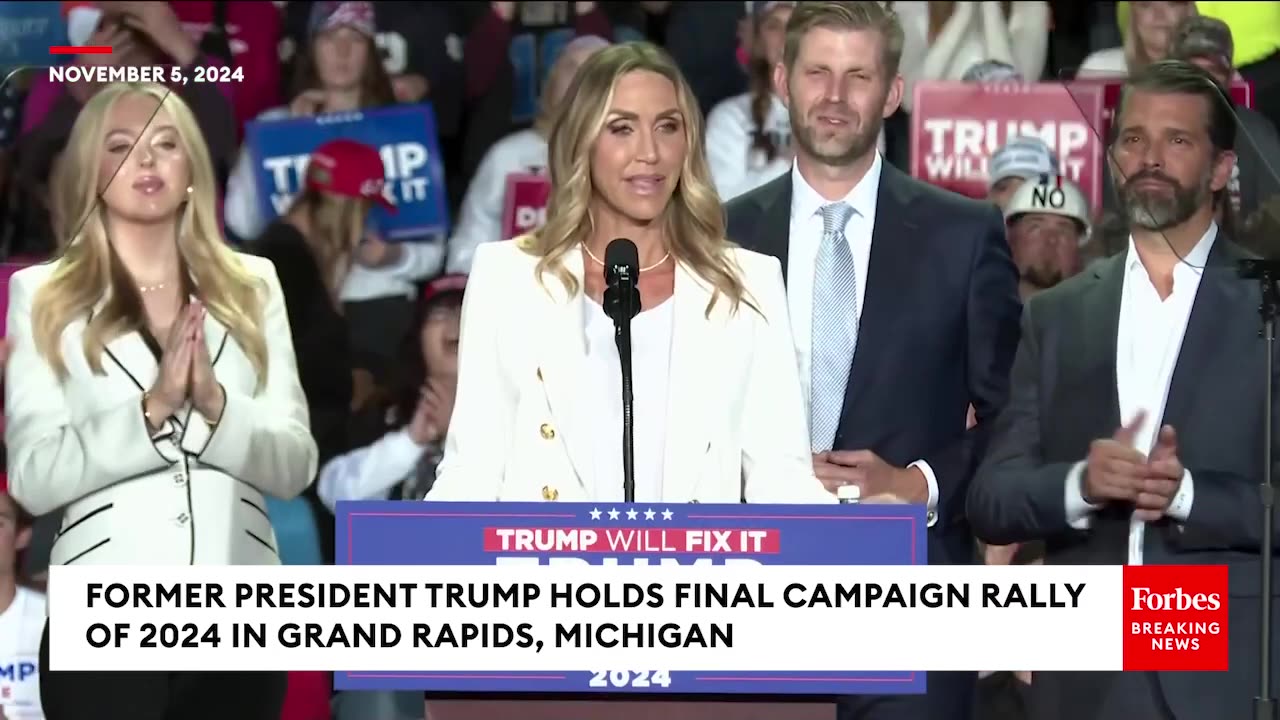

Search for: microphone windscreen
xmin=604 ymin=238 xmax=639 ymax=271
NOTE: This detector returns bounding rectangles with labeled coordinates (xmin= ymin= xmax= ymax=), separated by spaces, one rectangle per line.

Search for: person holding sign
xmin=4 ymin=83 xmax=315 ymax=719
xmin=225 ymin=1 xmax=396 ymax=243
xmin=446 ymin=35 xmax=611 ymax=274
xmin=227 ymin=1 xmax=448 ymax=371
xmin=429 ymin=41 xmax=835 ymax=506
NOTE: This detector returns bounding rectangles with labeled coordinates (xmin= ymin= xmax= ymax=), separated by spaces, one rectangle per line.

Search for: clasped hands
xmin=144 ymin=302 xmax=224 ymax=431
xmin=813 ymin=450 xmax=928 ymax=505
xmin=1085 ymin=410 xmax=1184 ymax=522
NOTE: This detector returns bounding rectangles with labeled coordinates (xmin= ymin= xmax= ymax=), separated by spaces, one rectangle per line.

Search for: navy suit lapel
xmin=835 ymin=165 xmax=922 ymax=439
xmin=1161 ymin=240 xmax=1245 ymax=433
xmin=1079 ymin=256 xmax=1124 ymax=435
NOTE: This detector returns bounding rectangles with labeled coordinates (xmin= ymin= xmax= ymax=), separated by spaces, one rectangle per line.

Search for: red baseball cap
xmin=305 ymin=139 xmax=396 ymax=212
xmin=422 ymin=274 xmax=467 ymax=304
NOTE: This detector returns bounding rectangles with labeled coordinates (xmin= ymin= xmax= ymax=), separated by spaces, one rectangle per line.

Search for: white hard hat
xmin=1004 ymin=174 xmax=1092 ymax=244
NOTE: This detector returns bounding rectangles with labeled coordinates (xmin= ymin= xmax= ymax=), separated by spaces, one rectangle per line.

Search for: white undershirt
xmin=0 ymin=586 xmax=46 ymax=719
xmin=1064 ymin=225 xmax=1214 ymax=563
xmin=585 ymin=297 xmax=674 ymax=503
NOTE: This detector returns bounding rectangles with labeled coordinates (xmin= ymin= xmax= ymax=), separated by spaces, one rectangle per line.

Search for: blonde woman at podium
xmin=427 ymin=42 xmax=837 ymax=506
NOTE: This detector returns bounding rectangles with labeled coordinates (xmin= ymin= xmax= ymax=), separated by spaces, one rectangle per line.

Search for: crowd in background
xmin=0 ymin=1 xmax=1278 ymax=719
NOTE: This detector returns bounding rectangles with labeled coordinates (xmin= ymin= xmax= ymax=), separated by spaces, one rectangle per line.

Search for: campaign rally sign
xmin=501 ymin=173 xmax=552 ymax=240
xmin=0 ymin=2 xmax=66 ymax=68
xmin=336 ymin=501 xmax=928 ymax=696
xmin=244 ymin=104 xmax=450 ymax=239
xmin=910 ymin=81 xmax=1106 ymax=210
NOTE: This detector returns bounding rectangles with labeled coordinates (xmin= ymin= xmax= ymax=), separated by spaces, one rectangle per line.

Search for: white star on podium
xmin=626 ymin=508 xmax=639 ymax=520
xmin=608 ymin=508 xmax=621 ymax=520
xmin=661 ymin=508 xmax=674 ymax=520
xmin=589 ymin=508 xmax=602 ymax=520
xmin=644 ymin=508 xmax=656 ymax=520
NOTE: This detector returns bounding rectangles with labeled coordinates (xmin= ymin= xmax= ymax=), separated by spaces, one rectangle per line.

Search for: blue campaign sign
xmin=244 ymin=103 xmax=450 ymax=240
xmin=0 ymin=2 xmax=67 ymax=68
xmin=335 ymin=501 xmax=928 ymax=696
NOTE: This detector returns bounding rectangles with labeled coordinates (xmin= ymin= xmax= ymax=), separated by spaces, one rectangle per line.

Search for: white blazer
xmin=4 ymin=254 xmax=318 ymax=566
xmin=428 ymin=239 xmax=835 ymax=505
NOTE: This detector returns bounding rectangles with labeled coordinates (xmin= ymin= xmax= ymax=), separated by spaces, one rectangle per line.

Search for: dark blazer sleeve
xmin=967 ymin=301 xmax=1079 ymax=545
xmin=922 ymin=202 xmax=1022 ymax=528
xmin=1177 ymin=469 xmax=1280 ymax=551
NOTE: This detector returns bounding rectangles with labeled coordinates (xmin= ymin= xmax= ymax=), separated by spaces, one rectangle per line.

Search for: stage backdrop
xmin=910 ymin=81 xmax=1106 ymax=210
xmin=244 ymin=104 xmax=450 ymax=240
xmin=337 ymin=500 xmax=929 ymax=720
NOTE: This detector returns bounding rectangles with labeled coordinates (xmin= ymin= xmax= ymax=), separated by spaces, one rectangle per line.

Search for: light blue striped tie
xmin=810 ymin=201 xmax=858 ymax=453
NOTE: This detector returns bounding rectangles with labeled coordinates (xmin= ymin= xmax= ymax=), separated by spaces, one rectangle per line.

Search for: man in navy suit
xmin=724 ymin=2 xmax=1021 ymax=718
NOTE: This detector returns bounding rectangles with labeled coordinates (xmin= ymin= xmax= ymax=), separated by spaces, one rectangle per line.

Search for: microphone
xmin=603 ymin=239 xmax=640 ymax=504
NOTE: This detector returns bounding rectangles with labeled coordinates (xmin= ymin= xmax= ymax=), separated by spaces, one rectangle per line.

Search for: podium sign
xmin=335 ymin=501 xmax=928 ymax=696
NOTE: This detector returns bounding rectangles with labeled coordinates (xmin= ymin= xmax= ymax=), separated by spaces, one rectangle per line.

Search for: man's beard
xmin=1022 ymin=263 xmax=1065 ymax=290
xmin=789 ymin=98 xmax=883 ymax=166
xmin=1118 ymin=168 xmax=1210 ymax=231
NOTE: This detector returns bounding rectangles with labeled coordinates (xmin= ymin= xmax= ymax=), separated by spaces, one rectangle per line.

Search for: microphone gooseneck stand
xmin=603 ymin=240 xmax=641 ymax=505
xmin=614 ymin=294 xmax=637 ymax=504
xmin=1240 ymin=258 xmax=1280 ymax=720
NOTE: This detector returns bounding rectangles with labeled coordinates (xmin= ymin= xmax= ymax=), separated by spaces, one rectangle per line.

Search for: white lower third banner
xmin=45 ymin=564 xmax=1228 ymax=673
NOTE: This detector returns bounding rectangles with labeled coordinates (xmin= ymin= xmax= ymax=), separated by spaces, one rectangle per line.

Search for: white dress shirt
xmin=787 ymin=154 xmax=940 ymax=521
xmin=1063 ymin=225 xmax=1213 ymax=563
xmin=585 ymin=296 xmax=675 ymax=502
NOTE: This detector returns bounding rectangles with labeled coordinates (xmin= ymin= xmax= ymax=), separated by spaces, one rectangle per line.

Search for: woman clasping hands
xmin=189 ymin=301 xmax=225 ymax=422
xmin=143 ymin=303 xmax=202 ymax=431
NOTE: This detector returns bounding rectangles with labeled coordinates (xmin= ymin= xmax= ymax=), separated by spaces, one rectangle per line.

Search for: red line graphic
xmin=50 ymin=46 xmax=113 ymax=55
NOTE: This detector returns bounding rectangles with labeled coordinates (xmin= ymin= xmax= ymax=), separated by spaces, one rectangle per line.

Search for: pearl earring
xmin=186 ymin=186 xmax=193 ymax=194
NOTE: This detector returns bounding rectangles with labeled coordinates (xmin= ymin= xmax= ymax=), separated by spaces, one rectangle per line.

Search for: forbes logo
xmin=1130 ymin=586 xmax=1223 ymax=612
xmin=1121 ymin=565 xmax=1229 ymax=672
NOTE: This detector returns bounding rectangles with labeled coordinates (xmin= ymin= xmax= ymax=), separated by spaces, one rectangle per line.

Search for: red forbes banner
xmin=910 ymin=81 xmax=1106 ymax=210
xmin=501 ymin=173 xmax=552 ymax=240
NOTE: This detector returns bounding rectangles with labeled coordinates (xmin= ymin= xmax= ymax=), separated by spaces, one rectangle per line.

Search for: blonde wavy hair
xmin=525 ymin=41 xmax=755 ymax=316
xmin=31 ymin=83 xmax=268 ymax=386
xmin=285 ymin=186 xmax=371 ymax=308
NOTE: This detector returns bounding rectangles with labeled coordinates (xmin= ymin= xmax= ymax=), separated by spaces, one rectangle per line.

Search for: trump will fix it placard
xmin=910 ymin=81 xmax=1106 ymax=210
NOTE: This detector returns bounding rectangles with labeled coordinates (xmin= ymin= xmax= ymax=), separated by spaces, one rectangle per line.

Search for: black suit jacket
xmin=968 ymin=237 xmax=1280 ymax=720
xmin=725 ymin=164 xmax=1022 ymax=566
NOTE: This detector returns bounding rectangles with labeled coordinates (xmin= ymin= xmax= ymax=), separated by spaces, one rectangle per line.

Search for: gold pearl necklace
xmin=138 ymin=282 xmax=169 ymax=293
xmin=581 ymin=244 xmax=671 ymax=273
